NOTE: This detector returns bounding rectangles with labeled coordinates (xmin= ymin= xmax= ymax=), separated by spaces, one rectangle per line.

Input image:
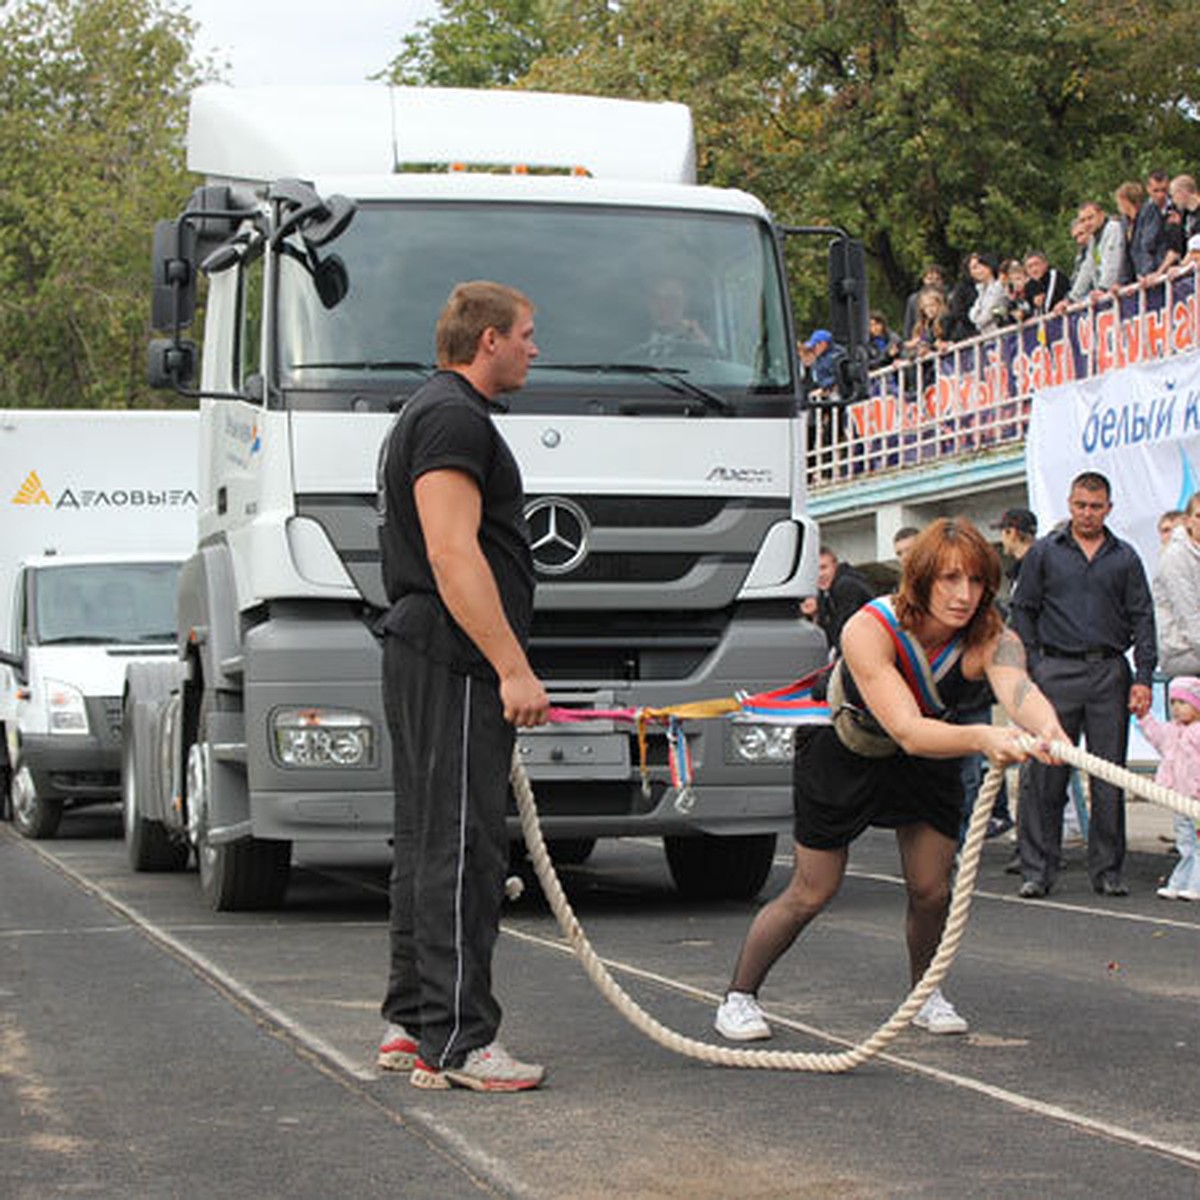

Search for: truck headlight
xmin=45 ymin=678 xmax=89 ymax=734
xmin=271 ymin=708 xmax=374 ymax=768
xmin=728 ymin=722 xmax=795 ymax=763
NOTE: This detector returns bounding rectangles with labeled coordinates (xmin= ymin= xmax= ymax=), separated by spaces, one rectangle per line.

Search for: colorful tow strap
xmin=543 ymin=669 xmax=832 ymax=810
xmin=537 ymin=605 xmax=960 ymax=805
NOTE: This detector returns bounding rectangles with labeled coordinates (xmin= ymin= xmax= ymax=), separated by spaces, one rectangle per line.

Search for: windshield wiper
xmin=36 ymin=635 xmax=114 ymax=646
xmin=529 ymin=363 xmax=731 ymax=415
xmin=289 ymin=360 xmax=434 ymax=373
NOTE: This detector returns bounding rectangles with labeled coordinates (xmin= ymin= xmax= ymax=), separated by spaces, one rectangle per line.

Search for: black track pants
xmin=380 ymin=636 xmax=513 ymax=1069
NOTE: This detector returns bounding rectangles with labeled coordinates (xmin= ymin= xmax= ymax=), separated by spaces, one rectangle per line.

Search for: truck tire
xmin=0 ymin=763 xmax=10 ymax=822
xmin=663 ymin=832 xmax=777 ymax=901
xmin=122 ymin=694 xmax=188 ymax=872
xmin=547 ymin=837 xmax=597 ymax=866
xmin=10 ymin=765 xmax=63 ymax=840
xmin=197 ymin=820 xmax=291 ymax=912
xmin=188 ymin=718 xmax=290 ymax=911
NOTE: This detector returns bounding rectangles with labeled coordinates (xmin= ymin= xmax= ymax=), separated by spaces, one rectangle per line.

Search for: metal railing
xmin=807 ymin=264 xmax=1200 ymax=493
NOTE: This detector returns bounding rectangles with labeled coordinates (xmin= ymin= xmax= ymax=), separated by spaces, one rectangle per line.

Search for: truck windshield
xmin=32 ymin=563 xmax=182 ymax=647
xmin=275 ymin=201 xmax=794 ymax=412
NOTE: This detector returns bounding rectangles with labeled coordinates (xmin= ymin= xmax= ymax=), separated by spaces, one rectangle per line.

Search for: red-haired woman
xmin=716 ymin=518 xmax=1066 ymax=1040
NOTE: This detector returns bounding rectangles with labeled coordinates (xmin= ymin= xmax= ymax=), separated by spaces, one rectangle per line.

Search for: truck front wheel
xmin=197 ymin=822 xmax=291 ymax=912
xmin=189 ymin=739 xmax=290 ymax=912
xmin=663 ymin=832 xmax=778 ymax=901
xmin=10 ymin=765 xmax=63 ymax=840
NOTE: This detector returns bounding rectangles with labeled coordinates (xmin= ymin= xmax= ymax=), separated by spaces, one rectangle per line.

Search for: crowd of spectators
xmin=801 ymin=169 xmax=1200 ymax=390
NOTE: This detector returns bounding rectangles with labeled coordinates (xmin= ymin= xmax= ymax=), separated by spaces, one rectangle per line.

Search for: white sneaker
xmin=1179 ymin=889 xmax=1200 ymax=901
xmin=715 ymin=991 xmax=771 ymax=1041
xmin=419 ymin=1041 xmax=545 ymax=1093
xmin=1157 ymin=885 xmax=1180 ymax=900
xmin=912 ymin=987 xmax=969 ymax=1035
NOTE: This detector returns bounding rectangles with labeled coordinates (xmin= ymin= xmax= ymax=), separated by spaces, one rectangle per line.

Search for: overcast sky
xmin=185 ymin=0 xmax=441 ymax=87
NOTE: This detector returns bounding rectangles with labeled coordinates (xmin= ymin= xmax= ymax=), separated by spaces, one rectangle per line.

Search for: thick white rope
xmin=512 ymin=748 xmax=1001 ymax=1072
xmin=1022 ymin=734 xmax=1200 ymax=823
xmin=513 ymin=733 xmax=1197 ymax=1072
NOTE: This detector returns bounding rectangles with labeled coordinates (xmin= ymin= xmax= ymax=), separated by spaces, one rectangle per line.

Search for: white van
xmin=1 ymin=555 xmax=183 ymax=836
xmin=0 ymin=410 xmax=198 ymax=837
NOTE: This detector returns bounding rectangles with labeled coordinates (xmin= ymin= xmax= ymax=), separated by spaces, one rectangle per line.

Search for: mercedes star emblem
xmin=524 ymin=496 xmax=590 ymax=576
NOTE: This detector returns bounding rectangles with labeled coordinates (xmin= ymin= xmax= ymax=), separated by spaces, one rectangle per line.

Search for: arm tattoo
xmin=993 ymin=629 xmax=1033 ymax=712
xmin=993 ymin=629 xmax=1028 ymax=670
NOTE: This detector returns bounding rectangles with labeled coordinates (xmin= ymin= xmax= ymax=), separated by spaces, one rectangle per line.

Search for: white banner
xmin=1026 ymin=352 xmax=1200 ymax=570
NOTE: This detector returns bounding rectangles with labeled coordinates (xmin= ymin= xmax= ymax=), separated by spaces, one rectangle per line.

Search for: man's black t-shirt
xmin=376 ymin=370 xmax=534 ymax=678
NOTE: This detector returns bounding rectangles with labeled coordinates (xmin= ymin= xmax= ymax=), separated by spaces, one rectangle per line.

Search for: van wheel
xmin=10 ymin=765 xmax=63 ymax=840
xmin=664 ymin=832 xmax=777 ymax=900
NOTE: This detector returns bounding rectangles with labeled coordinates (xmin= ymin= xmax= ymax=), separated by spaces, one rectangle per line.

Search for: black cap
xmin=992 ymin=507 xmax=1037 ymax=536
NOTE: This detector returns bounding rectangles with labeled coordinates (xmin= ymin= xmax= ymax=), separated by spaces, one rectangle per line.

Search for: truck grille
xmin=297 ymin=493 xmax=785 ymax=614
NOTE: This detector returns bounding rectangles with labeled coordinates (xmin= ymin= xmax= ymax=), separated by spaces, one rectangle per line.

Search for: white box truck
xmin=0 ymin=411 xmax=198 ymax=837
xmin=129 ymin=85 xmax=866 ymax=910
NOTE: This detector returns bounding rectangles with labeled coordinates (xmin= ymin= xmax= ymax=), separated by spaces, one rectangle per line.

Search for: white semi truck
xmin=0 ymin=410 xmax=197 ymax=837
xmin=128 ymin=84 xmax=866 ymax=909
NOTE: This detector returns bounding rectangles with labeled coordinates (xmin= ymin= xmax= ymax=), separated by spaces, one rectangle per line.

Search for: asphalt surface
xmin=2 ymin=800 xmax=1198 ymax=1199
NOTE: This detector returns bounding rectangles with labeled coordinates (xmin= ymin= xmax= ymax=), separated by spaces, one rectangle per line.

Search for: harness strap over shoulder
xmin=829 ymin=597 xmax=964 ymax=756
xmin=860 ymin=597 xmax=962 ymax=718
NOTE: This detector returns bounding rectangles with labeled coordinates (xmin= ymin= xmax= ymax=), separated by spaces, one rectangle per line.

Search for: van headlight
xmin=45 ymin=678 xmax=89 ymax=734
xmin=271 ymin=708 xmax=374 ymax=767
xmin=728 ymin=722 xmax=795 ymax=763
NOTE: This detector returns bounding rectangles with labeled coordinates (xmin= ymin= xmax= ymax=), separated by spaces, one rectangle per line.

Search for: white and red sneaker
xmin=377 ymin=1024 xmax=419 ymax=1072
xmin=412 ymin=1042 xmax=545 ymax=1092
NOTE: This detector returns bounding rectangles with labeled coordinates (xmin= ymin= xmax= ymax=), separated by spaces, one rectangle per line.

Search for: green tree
xmin=389 ymin=0 xmax=1200 ymax=327
xmin=0 ymin=0 xmax=203 ymax=409
xmin=387 ymin=0 xmax=559 ymax=88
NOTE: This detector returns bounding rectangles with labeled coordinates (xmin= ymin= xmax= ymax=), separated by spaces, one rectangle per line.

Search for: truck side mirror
xmin=147 ymin=338 xmax=197 ymax=388
xmin=0 ymin=649 xmax=25 ymax=677
xmin=827 ymin=237 xmax=869 ymax=354
xmin=151 ymin=219 xmax=197 ymax=332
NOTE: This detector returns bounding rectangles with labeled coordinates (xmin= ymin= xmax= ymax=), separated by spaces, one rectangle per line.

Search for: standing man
xmin=1062 ymin=202 xmax=1125 ymax=306
xmin=1168 ymin=175 xmax=1200 ymax=247
xmin=1155 ymin=491 xmax=1200 ymax=679
xmin=376 ymin=281 xmax=548 ymax=1092
xmin=994 ymin=507 xmax=1038 ymax=606
xmin=1022 ymin=252 xmax=1068 ymax=317
xmin=1011 ymin=472 xmax=1156 ymax=898
xmin=800 ymin=546 xmax=875 ymax=654
xmin=893 ymin=526 xmax=921 ymax=571
xmin=801 ymin=329 xmax=846 ymax=393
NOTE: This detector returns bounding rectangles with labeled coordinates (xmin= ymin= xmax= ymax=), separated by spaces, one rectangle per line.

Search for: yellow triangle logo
xmin=13 ymin=470 xmax=51 ymax=506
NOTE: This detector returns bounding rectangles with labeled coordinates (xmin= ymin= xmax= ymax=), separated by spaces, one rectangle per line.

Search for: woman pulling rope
xmin=715 ymin=518 xmax=1068 ymax=1041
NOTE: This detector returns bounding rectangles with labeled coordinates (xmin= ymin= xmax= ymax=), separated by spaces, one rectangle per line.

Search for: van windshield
xmin=275 ymin=201 xmax=794 ymax=413
xmin=32 ymin=563 xmax=182 ymax=646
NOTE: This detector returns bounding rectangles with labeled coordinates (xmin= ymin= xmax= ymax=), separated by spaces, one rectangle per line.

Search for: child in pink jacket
xmin=1138 ymin=675 xmax=1200 ymax=900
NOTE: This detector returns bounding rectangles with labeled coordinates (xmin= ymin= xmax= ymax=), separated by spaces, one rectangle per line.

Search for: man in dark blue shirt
xmin=1011 ymin=472 xmax=1156 ymax=897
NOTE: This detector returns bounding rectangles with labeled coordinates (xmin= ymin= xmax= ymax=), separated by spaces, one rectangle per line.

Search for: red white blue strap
xmin=861 ymin=596 xmax=962 ymax=717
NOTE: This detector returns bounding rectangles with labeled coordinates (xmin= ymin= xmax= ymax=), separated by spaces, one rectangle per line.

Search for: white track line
xmin=18 ymin=833 xmax=1200 ymax=1173
xmin=12 ymin=835 xmax=536 ymax=1198
xmin=627 ymin=837 xmax=1200 ymax=933
xmin=848 ymin=867 xmax=1200 ymax=931
xmin=499 ymin=928 xmax=1200 ymax=1170
xmin=14 ymin=836 xmax=376 ymax=1082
